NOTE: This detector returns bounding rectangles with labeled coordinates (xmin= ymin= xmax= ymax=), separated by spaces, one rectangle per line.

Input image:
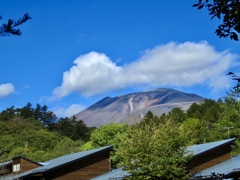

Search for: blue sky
xmin=0 ymin=0 xmax=239 ymax=118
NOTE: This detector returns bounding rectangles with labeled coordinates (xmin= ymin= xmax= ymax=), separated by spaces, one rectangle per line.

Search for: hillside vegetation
xmin=0 ymin=103 xmax=95 ymax=162
xmin=1 ymin=88 xmax=240 ymax=165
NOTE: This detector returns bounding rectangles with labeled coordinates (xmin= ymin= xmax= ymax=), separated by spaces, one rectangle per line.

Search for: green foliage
xmin=0 ymin=103 xmax=57 ymax=127
xmin=0 ymin=123 xmax=84 ymax=162
xmin=167 ymin=107 xmax=186 ymax=123
xmin=0 ymin=106 xmax=15 ymax=121
xmin=187 ymin=102 xmax=201 ymax=119
xmin=116 ymin=118 xmax=190 ymax=180
xmin=193 ymin=0 xmax=240 ymax=41
xmin=81 ymin=141 xmax=94 ymax=151
xmin=144 ymin=110 xmax=153 ymax=119
xmin=139 ymin=111 xmax=163 ymax=126
xmin=90 ymin=123 xmax=129 ymax=148
xmin=180 ymin=118 xmax=210 ymax=144
xmin=215 ymin=99 xmax=240 ymax=140
xmin=0 ymin=104 xmax=88 ymax=162
xmin=50 ymin=117 xmax=94 ymax=141
xmin=187 ymin=99 xmax=221 ymax=123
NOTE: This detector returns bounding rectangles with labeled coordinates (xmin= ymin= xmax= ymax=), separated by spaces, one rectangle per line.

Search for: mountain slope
xmin=75 ymin=88 xmax=204 ymax=127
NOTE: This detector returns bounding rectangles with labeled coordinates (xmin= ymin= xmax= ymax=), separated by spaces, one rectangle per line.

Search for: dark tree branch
xmin=227 ymin=72 xmax=240 ymax=89
xmin=0 ymin=13 xmax=31 ymax=36
xmin=193 ymin=0 xmax=240 ymax=41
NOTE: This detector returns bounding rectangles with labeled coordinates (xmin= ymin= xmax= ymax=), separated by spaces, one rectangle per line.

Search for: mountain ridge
xmin=75 ymin=88 xmax=204 ymax=127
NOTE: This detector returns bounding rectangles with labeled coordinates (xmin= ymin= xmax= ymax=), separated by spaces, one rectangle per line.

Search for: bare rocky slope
xmin=75 ymin=88 xmax=204 ymax=127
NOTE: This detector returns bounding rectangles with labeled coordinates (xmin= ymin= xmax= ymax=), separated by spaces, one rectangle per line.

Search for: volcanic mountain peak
xmin=75 ymin=88 xmax=204 ymax=127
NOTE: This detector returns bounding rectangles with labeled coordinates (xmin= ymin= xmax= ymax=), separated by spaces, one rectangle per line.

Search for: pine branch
xmin=0 ymin=13 xmax=31 ymax=36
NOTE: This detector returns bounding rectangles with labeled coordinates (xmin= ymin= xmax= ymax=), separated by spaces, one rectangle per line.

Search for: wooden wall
xmin=41 ymin=150 xmax=110 ymax=180
xmin=187 ymin=144 xmax=232 ymax=174
xmin=12 ymin=157 xmax=41 ymax=174
xmin=20 ymin=158 xmax=41 ymax=173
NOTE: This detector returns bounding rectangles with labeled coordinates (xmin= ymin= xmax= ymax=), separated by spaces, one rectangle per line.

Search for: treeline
xmin=0 ymin=103 xmax=95 ymax=162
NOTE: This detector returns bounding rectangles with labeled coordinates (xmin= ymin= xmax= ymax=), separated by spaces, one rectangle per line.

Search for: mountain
xmin=75 ymin=88 xmax=204 ymax=127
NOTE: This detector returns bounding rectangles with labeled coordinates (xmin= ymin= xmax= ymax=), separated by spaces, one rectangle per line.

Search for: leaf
xmin=192 ymin=3 xmax=200 ymax=7
xmin=198 ymin=4 xmax=204 ymax=9
xmin=226 ymin=72 xmax=234 ymax=75
xmin=232 ymin=78 xmax=240 ymax=81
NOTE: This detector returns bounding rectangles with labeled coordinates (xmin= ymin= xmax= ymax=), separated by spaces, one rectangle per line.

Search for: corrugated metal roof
xmin=192 ymin=154 xmax=240 ymax=178
xmin=0 ymin=173 xmax=15 ymax=180
xmin=0 ymin=161 xmax=11 ymax=167
xmin=10 ymin=146 xmax=112 ymax=180
xmin=33 ymin=145 xmax=112 ymax=173
xmin=186 ymin=138 xmax=235 ymax=157
xmin=91 ymin=167 xmax=130 ymax=180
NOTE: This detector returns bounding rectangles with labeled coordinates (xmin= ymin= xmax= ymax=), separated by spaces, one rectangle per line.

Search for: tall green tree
xmin=116 ymin=118 xmax=190 ymax=180
xmin=187 ymin=99 xmax=221 ymax=123
xmin=193 ymin=0 xmax=240 ymax=40
xmin=51 ymin=117 xmax=93 ymax=141
xmin=89 ymin=123 xmax=129 ymax=148
xmin=0 ymin=106 xmax=15 ymax=121
xmin=216 ymin=94 xmax=240 ymax=139
xmin=139 ymin=111 xmax=163 ymax=126
xmin=180 ymin=118 xmax=210 ymax=144
xmin=167 ymin=107 xmax=186 ymax=123
xmin=215 ymin=72 xmax=240 ymax=140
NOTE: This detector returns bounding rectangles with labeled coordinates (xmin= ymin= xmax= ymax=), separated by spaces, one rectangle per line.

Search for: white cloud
xmin=52 ymin=104 xmax=85 ymax=118
xmin=52 ymin=41 xmax=238 ymax=99
xmin=0 ymin=83 xmax=15 ymax=98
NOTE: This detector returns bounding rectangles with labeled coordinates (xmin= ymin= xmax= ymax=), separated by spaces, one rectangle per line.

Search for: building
xmin=0 ymin=146 xmax=112 ymax=180
xmin=186 ymin=138 xmax=235 ymax=174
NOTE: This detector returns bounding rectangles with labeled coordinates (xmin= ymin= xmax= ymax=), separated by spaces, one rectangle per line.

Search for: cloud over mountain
xmin=52 ymin=41 xmax=237 ymax=99
xmin=52 ymin=104 xmax=85 ymax=118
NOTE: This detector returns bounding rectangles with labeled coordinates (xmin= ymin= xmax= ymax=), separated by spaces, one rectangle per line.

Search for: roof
xmin=186 ymin=138 xmax=236 ymax=157
xmin=0 ymin=161 xmax=12 ymax=167
xmin=9 ymin=146 xmax=113 ymax=180
xmin=12 ymin=156 xmax=42 ymax=166
xmin=0 ymin=161 xmax=13 ymax=180
xmin=0 ymin=173 xmax=14 ymax=180
xmin=191 ymin=154 xmax=240 ymax=179
xmin=91 ymin=167 xmax=130 ymax=180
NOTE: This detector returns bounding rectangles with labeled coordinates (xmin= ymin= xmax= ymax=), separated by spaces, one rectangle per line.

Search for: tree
xmin=229 ymin=71 xmax=240 ymax=91
xmin=167 ymin=107 xmax=186 ymax=123
xmin=116 ymin=118 xmax=190 ymax=180
xmin=0 ymin=13 xmax=31 ymax=36
xmin=51 ymin=117 xmax=93 ymax=141
xmin=180 ymin=118 xmax=210 ymax=144
xmin=89 ymin=123 xmax=129 ymax=148
xmin=187 ymin=102 xmax=202 ymax=119
xmin=18 ymin=102 xmax=34 ymax=119
xmin=0 ymin=106 xmax=15 ymax=121
xmin=214 ymin=73 xmax=240 ymax=140
xmin=193 ymin=0 xmax=240 ymax=40
xmin=186 ymin=99 xmax=221 ymax=123
xmin=139 ymin=111 xmax=163 ymax=126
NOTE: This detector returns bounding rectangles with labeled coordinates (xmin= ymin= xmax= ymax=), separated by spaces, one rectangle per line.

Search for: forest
xmin=0 ymin=103 xmax=95 ymax=162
